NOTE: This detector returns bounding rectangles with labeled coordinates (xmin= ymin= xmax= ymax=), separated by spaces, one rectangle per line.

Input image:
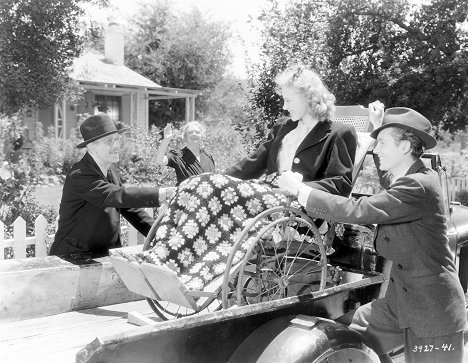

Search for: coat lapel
xmin=294 ymin=120 xmax=332 ymax=156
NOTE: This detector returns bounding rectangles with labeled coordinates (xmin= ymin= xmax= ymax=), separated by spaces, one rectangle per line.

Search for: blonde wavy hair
xmin=274 ymin=64 xmax=336 ymax=122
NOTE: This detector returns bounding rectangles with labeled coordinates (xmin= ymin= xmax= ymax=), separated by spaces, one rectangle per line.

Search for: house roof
xmin=70 ymin=52 xmax=201 ymax=97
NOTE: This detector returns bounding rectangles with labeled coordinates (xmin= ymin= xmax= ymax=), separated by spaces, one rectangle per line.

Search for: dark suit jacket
xmin=304 ymin=159 xmax=466 ymax=337
xmin=226 ymin=118 xmax=357 ymax=197
xmin=50 ymin=152 xmax=160 ymax=256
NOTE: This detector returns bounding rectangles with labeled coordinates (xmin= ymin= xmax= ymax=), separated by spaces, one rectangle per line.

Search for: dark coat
xmin=304 ymin=159 xmax=466 ymax=337
xmin=167 ymin=147 xmax=216 ymax=185
xmin=226 ymin=118 xmax=357 ymax=197
xmin=50 ymin=152 xmax=160 ymax=256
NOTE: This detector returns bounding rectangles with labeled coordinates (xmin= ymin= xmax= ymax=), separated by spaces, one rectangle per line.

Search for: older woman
xmin=155 ymin=121 xmax=216 ymax=185
xmin=226 ymin=64 xmax=357 ymax=197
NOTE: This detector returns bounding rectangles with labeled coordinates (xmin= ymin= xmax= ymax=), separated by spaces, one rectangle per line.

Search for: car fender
xmin=228 ymin=314 xmax=380 ymax=363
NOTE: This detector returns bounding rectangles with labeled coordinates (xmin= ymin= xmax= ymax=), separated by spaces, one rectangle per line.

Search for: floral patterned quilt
xmin=140 ymin=172 xmax=302 ymax=290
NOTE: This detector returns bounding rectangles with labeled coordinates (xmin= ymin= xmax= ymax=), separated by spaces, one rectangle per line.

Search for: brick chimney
xmin=104 ymin=23 xmax=124 ymax=65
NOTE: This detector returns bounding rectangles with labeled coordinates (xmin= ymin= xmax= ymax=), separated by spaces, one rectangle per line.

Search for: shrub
xmin=456 ymin=190 xmax=468 ymax=207
xmin=29 ymin=120 xmax=85 ymax=177
xmin=0 ymin=161 xmax=57 ymax=244
xmin=118 ymin=120 xmax=249 ymax=186
xmin=0 ymin=113 xmax=26 ymax=164
xmin=119 ymin=126 xmax=176 ymax=187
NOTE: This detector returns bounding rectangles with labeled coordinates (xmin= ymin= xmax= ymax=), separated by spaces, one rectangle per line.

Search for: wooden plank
xmin=13 ymin=217 xmax=26 ymax=259
xmin=0 ymin=300 xmax=158 ymax=363
xmin=140 ymin=262 xmax=198 ymax=310
xmin=0 ymin=254 xmax=144 ymax=323
xmin=109 ymin=255 xmax=160 ymax=300
xmin=34 ymin=214 xmax=48 ymax=257
xmin=127 ymin=311 xmax=156 ymax=326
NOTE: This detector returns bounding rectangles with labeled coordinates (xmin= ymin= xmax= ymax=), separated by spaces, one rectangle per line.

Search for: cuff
xmin=297 ymin=184 xmax=313 ymax=206
xmin=158 ymin=188 xmax=166 ymax=205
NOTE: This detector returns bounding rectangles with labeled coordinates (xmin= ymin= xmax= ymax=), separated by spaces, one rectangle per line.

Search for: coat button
xmin=397 ymin=264 xmax=403 ymax=269
xmin=293 ymin=157 xmax=300 ymax=164
xmin=403 ymin=287 xmax=408 ymax=292
xmin=384 ymin=236 xmax=390 ymax=242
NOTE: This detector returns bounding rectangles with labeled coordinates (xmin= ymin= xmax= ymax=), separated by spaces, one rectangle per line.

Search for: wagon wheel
xmin=222 ymin=206 xmax=328 ymax=308
xmin=143 ymin=207 xmax=223 ymax=320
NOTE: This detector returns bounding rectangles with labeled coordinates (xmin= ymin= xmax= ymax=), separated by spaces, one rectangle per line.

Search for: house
xmin=21 ymin=23 xmax=201 ymax=143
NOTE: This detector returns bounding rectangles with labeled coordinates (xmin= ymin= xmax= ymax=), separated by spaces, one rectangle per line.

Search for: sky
xmin=95 ymin=0 xmax=267 ymax=78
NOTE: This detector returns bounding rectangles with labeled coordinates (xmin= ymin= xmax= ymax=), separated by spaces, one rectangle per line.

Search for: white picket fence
xmin=0 ymin=213 xmax=151 ymax=260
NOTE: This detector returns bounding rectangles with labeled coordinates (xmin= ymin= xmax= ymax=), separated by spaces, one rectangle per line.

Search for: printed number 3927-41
xmin=412 ymin=344 xmax=453 ymax=353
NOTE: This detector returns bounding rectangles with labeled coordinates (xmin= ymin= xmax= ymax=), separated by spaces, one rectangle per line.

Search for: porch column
xmin=54 ymin=100 xmax=67 ymax=141
xmin=184 ymin=96 xmax=196 ymax=122
xmin=191 ymin=97 xmax=195 ymax=121
xmin=185 ymin=97 xmax=190 ymax=122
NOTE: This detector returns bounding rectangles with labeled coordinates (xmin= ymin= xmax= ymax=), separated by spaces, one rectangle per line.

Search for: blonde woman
xmin=226 ymin=63 xmax=357 ymax=197
xmin=155 ymin=121 xmax=215 ymax=185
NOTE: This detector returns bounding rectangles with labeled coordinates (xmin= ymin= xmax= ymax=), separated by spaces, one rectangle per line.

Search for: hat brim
xmin=370 ymin=123 xmax=437 ymax=149
xmin=76 ymin=128 xmax=128 ymax=148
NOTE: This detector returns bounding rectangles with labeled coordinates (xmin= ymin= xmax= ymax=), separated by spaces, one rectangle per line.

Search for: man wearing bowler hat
xmin=278 ymin=102 xmax=466 ymax=362
xmin=50 ymin=113 xmax=175 ymax=256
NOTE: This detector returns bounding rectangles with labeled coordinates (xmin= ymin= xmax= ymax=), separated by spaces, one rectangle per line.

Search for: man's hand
xmin=368 ymin=101 xmax=385 ymax=130
xmin=277 ymin=171 xmax=303 ymax=196
xmin=159 ymin=187 xmax=177 ymax=204
xmin=163 ymin=124 xmax=174 ymax=140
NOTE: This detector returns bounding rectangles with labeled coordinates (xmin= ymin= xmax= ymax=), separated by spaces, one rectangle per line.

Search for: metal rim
xmin=222 ymin=206 xmax=328 ymax=308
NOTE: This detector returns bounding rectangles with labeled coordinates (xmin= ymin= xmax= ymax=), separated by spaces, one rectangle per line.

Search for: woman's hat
xmin=370 ymin=107 xmax=437 ymax=149
xmin=77 ymin=113 xmax=128 ymax=148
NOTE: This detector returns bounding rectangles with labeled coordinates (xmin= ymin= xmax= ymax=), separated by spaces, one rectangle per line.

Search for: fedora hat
xmin=370 ymin=107 xmax=437 ymax=149
xmin=77 ymin=113 xmax=128 ymax=148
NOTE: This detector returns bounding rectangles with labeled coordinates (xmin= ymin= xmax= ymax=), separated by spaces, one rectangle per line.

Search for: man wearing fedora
xmin=278 ymin=102 xmax=466 ymax=362
xmin=50 ymin=113 xmax=175 ymax=256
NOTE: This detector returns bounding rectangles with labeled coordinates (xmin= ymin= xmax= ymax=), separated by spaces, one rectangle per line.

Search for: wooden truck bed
xmin=0 ymin=300 xmax=159 ymax=363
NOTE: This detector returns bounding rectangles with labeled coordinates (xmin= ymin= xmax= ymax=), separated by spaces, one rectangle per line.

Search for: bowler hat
xmin=370 ymin=107 xmax=437 ymax=149
xmin=77 ymin=113 xmax=128 ymax=148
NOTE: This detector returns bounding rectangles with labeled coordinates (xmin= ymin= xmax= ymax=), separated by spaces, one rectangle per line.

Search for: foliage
xmin=125 ymin=0 xmax=231 ymax=127
xmin=203 ymin=120 xmax=248 ymax=172
xmin=456 ymin=190 xmax=468 ymax=207
xmin=201 ymin=77 xmax=267 ymax=155
xmin=0 ymin=0 xmax=90 ymax=114
xmin=118 ymin=120 xmax=248 ymax=185
xmin=246 ymin=0 xmax=331 ymax=128
xmin=434 ymin=130 xmax=468 ymax=178
xmin=249 ymin=0 xmax=468 ymax=134
xmin=118 ymin=127 xmax=176 ymax=187
xmin=30 ymin=121 xmax=85 ymax=176
xmin=326 ymin=0 xmax=468 ymax=133
xmin=0 ymin=113 xmax=26 ymax=163
xmin=0 ymin=157 xmax=57 ymax=241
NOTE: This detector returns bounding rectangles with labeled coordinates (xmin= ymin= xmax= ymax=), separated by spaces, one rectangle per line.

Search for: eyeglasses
xmin=101 ymin=136 xmax=121 ymax=146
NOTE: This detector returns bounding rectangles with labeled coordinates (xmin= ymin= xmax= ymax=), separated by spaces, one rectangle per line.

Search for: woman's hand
xmin=163 ymin=124 xmax=174 ymax=140
xmin=368 ymin=101 xmax=385 ymax=130
xmin=277 ymin=171 xmax=303 ymax=196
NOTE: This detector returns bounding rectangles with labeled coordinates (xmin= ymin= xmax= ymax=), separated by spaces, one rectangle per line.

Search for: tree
xmin=246 ymin=0 xmax=331 ymax=132
xmin=125 ymin=1 xmax=232 ymax=127
xmin=0 ymin=0 xmax=90 ymax=114
xmin=249 ymin=0 xmax=468 ymax=134
xmin=326 ymin=0 xmax=468 ymax=133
